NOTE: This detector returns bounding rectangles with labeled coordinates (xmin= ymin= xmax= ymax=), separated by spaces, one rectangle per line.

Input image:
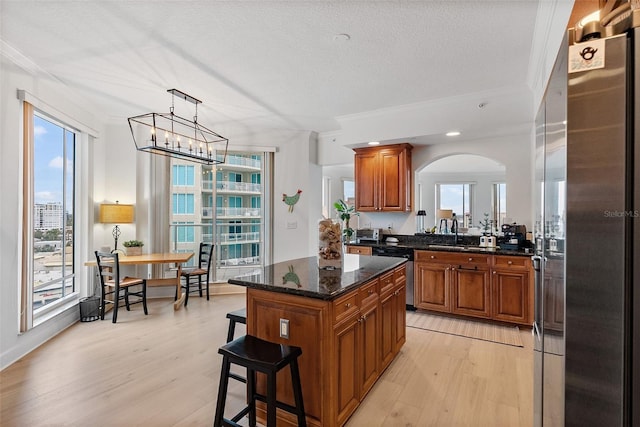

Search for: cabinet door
xmin=379 ymin=290 xmax=395 ymax=369
xmin=492 ymin=269 xmax=529 ymax=324
xmin=451 ymin=267 xmax=491 ymax=318
xmin=354 ymin=151 xmax=378 ymax=211
xmin=335 ymin=315 xmax=360 ymax=426
xmin=415 ymin=262 xmax=450 ymax=312
xmin=393 ymin=281 xmax=406 ymax=352
xmin=360 ymin=302 xmax=379 ymax=397
xmin=378 ymin=149 xmax=403 ymax=211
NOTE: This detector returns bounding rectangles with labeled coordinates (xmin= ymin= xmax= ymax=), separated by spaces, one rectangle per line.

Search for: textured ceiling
xmin=1 ymin=0 xmax=546 ymax=142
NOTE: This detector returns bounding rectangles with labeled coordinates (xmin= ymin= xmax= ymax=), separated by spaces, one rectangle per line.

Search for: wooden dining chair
xmin=94 ymin=251 xmax=148 ymax=323
xmin=178 ymin=243 xmax=214 ymax=306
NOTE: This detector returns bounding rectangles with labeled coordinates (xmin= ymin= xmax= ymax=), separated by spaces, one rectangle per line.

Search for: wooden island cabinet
xmin=415 ymin=249 xmax=532 ymax=325
xmin=229 ymin=255 xmax=407 ymax=427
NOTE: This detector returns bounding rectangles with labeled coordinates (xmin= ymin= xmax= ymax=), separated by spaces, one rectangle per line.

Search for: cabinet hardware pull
xmin=431 ymin=255 xmax=435 ymax=259
xmin=508 ymin=261 xmax=513 ymax=265
xmin=493 ymin=271 xmax=497 ymax=274
xmin=345 ymin=303 xmax=351 ymax=308
xmin=469 ymin=257 xmax=473 ymax=261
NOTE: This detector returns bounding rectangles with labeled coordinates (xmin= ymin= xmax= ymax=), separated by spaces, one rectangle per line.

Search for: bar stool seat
xmin=213 ymin=334 xmax=306 ymax=427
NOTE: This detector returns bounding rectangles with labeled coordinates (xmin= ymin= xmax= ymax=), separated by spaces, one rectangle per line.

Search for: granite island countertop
xmin=228 ymin=254 xmax=406 ymax=301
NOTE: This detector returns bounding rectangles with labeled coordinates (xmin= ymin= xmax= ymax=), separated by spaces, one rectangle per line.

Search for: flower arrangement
xmin=333 ymin=199 xmax=359 ymax=243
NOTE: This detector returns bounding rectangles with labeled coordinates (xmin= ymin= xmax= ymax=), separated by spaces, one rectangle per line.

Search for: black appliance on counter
xmin=500 ymin=224 xmax=527 ymax=250
xmin=371 ymin=245 xmax=415 ymax=310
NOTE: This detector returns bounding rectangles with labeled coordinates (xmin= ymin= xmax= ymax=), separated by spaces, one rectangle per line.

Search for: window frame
xmin=21 ymin=100 xmax=85 ymax=331
xmin=435 ymin=182 xmax=474 ymax=228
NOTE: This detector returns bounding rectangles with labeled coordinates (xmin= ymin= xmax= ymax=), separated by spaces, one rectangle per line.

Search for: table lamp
xmin=99 ymin=201 xmax=134 ymax=253
xmin=437 ymin=209 xmax=453 ymax=233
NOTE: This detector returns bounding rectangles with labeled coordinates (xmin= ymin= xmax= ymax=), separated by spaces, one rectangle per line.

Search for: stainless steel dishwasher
xmin=371 ymin=245 xmax=415 ymax=310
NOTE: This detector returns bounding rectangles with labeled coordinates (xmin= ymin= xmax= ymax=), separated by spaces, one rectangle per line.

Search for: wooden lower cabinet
xmin=247 ymin=264 xmax=406 ymax=427
xmin=415 ymin=261 xmax=450 ymax=312
xmin=491 ymin=255 xmax=532 ymax=324
xmin=380 ymin=266 xmax=407 ymax=370
xmin=451 ymin=266 xmax=491 ymax=318
xmin=415 ymin=251 xmax=532 ymax=325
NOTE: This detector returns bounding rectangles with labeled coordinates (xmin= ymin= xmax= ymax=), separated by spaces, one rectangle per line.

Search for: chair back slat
xmin=198 ymin=243 xmax=215 ymax=272
xmin=95 ymin=251 xmax=120 ymax=285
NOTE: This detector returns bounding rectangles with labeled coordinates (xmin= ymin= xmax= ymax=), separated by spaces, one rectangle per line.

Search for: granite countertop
xmin=228 ymin=254 xmax=407 ymax=301
xmin=349 ymin=236 xmax=534 ymax=257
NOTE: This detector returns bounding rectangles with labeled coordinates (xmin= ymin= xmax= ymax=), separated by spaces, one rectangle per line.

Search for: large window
xmin=22 ymin=103 xmax=78 ymax=329
xmin=436 ymin=183 xmax=473 ymax=227
xmin=492 ymin=183 xmax=507 ymax=228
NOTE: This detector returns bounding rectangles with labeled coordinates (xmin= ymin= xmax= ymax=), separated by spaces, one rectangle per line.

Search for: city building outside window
xmin=170 ymin=150 xmax=271 ymax=282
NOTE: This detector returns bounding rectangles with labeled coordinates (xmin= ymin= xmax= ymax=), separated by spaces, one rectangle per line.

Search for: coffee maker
xmin=500 ymin=224 xmax=527 ymax=250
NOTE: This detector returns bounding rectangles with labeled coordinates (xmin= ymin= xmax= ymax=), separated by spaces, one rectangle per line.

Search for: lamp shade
xmin=436 ymin=209 xmax=453 ymax=219
xmin=99 ymin=203 xmax=134 ymax=224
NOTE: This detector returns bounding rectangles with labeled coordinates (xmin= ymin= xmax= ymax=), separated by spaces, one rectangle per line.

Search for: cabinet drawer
xmin=453 ymin=253 xmax=490 ymax=268
xmin=379 ymin=271 xmax=395 ymax=295
xmin=333 ymin=292 xmax=358 ymax=324
xmin=359 ymin=279 xmax=379 ymax=307
xmin=493 ymin=255 xmax=530 ymax=269
xmin=394 ymin=264 xmax=407 ymax=285
xmin=346 ymin=245 xmax=373 ymax=255
xmin=415 ymin=250 xmax=458 ymax=263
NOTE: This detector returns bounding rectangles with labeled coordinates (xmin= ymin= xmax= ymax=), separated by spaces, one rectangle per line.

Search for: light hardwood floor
xmin=0 ymin=294 xmax=533 ymax=426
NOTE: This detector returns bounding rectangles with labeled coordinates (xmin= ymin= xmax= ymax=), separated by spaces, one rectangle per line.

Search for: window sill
xmin=33 ymin=293 xmax=80 ymax=328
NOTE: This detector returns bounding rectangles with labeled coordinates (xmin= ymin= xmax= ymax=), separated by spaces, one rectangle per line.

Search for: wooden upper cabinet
xmin=354 ymin=144 xmax=412 ymax=212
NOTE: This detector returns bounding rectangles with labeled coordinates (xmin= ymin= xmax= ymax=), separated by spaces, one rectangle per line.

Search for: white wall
xmin=0 ymin=58 xmax=105 ymax=369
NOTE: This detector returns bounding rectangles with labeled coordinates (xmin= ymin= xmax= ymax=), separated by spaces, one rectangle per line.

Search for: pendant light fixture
xmin=128 ymin=89 xmax=228 ymax=165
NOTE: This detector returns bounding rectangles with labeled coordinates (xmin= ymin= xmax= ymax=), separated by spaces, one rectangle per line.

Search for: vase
xmin=318 ymin=219 xmax=342 ymax=269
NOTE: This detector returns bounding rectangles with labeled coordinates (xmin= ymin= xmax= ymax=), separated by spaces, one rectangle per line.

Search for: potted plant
xmin=123 ymin=240 xmax=144 ymax=256
xmin=334 ymin=199 xmax=359 ymax=243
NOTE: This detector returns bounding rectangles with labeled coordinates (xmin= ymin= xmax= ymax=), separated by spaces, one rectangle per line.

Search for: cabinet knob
xmin=345 ymin=303 xmax=352 ymax=308
xmin=493 ymin=271 xmax=497 ymax=274
xmin=468 ymin=257 xmax=473 ymax=262
xmin=431 ymin=255 xmax=435 ymax=259
xmin=368 ymin=289 xmax=373 ymax=295
xmin=508 ymin=261 xmax=513 ymax=265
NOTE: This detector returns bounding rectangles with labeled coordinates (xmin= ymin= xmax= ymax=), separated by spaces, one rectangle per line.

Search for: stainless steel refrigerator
xmin=533 ymin=9 xmax=639 ymax=427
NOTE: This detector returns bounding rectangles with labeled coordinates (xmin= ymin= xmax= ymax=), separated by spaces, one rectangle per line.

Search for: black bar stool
xmin=225 ymin=308 xmax=247 ymax=383
xmin=213 ymin=334 xmax=306 ymax=427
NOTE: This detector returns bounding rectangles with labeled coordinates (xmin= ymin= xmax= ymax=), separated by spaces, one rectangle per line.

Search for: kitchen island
xmin=228 ymin=254 xmax=407 ymax=427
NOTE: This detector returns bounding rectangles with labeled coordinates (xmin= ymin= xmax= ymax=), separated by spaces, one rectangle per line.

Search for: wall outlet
xmin=286 ymin=221 xmax=297 ymax=229
xmin=279 ymin=318 xmax=290 ymax=339
xmin=363 ymin=222 xmax=371 ymax=229
xmin=387 ymin=223 xmax=393 ymax=230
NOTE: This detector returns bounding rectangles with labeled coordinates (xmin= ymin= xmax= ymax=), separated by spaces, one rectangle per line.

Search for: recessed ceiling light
xmin=368 ymin=141 xmax=380 ymax=145
xmin=445 ymin=131 xmax=460 ymax=137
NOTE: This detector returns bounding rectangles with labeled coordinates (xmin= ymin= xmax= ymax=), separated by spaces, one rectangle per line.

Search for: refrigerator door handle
xmin=531 ymin=255 xmax=543 ymax=342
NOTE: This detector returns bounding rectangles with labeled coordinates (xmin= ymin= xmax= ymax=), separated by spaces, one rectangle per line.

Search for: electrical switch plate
xmin=279 ymin=318 xmax=290 ymax=339
xmin=287 ymin=221 xmax=297 ymax=229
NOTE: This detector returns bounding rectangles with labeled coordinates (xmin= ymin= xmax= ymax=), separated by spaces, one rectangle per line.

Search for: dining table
xmin=85 ymin=252 xmax=195 ymax=310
